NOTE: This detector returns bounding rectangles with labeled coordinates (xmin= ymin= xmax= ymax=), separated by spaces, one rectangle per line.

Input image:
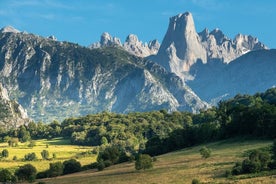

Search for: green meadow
xmin=0 ymin=138 xmax=96 ymax=172
xmin=38 ymin=138 xmax=275 ymax=184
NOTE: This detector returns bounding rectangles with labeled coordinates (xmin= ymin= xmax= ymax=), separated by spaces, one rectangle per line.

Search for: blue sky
xmin=0 ymin=0 xmax=275 ymax=48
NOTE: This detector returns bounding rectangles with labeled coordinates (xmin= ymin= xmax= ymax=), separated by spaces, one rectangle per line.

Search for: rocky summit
xmin=0 ymin=29 xmax=207 ymax=122
xmin=90 ymin=32 xmax=160 ymax=58
xmin=150 ymin=12 xmax=268 ymax=81
xmin=149 ymin=12 xmax=274 ymax=103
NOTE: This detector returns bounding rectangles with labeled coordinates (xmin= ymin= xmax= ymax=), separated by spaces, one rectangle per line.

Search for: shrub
xmin=41 ymin=150 xmax=50 ymax=160
xmin=15 ymin=164 xmax=37 ymax=182
xmin=2 ymin=149 xmax=9 ymax=158
xmin=224 ymin=169 xmax=232 ymax=177
xmin=0 ymin=169 xmax=14 ymax=182
xmin=63 ymin=159 xmax=81 ymax=174
xmin=48 ymin=162 xmax=63 ymax=177
xmin=242 ymin=158 xmax=261 ymax=173
xmin=97 ymin=161 xmax=105 ymax=171
xmin=97 ymin=146 xmax=120 ymax=164
xmin=28 ymin=140 xmax=36 ymax=148
xmin=36 ymin=171 xmax=49 ymax=179
xmin=199 ymin=146 xmax=211 ymax=159
xmin=24 ymin=152 xmax=37 ymax=161
xmin=135 ymin=154 xmax=153 ymax=170
xmin=103 ymin=160 xmax=112 ymax=167
xmin=52 ymin=153 xmax=57 ymax=159
xmin=232 ymin=162 xmax=242 ymax=175
xmin=192 ymin=178 xmax=200 ymax=184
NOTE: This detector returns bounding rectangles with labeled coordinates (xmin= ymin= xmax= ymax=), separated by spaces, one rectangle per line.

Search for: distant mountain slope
xmin=0 ymin=83 xmax=29 ymax=129
xmin=0 ymin=28 xmax=207 ymax=122
xmin=187 ymin=49 xmax=276 ymax=103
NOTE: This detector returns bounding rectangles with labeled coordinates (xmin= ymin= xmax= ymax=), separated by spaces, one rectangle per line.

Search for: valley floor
xmin=38 ymin=138 xmax=276 ymax=184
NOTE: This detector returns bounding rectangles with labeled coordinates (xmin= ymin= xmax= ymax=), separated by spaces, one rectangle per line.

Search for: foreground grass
xmin=39 ymin=138 xmax=276 ymax=184
xmin=0 ymin=138 xmax=96 ymax=172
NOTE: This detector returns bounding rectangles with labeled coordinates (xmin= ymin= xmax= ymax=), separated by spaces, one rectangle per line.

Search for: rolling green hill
xmin=38 ymin=139 xmax=275 ymax=184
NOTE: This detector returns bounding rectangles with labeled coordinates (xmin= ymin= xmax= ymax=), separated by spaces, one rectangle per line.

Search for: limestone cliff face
xmin=154 ymin=12 xmax=207 ymax=78
xmin=0 ymin=29 xmax=207 ymax=122
xmin=151 ymin=12 xmax=267 ymax=81
xmin=0 ymin=84 xmax=29 ymax=129
xmin=89 ymin=32 xmax=160 ymax=58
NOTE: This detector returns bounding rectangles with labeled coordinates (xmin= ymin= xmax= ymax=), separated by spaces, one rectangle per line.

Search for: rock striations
xmin=0 ymin=29 xmax=207 ymax=122
xmin=152 ymin=12 xmax=207 ymax=79
xmin=0 ymin=84 xmax=30 ymax=129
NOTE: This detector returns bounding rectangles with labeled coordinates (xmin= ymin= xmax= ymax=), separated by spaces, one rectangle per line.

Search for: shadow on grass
xmin=43 ymin=137 xmax=71 ymax=145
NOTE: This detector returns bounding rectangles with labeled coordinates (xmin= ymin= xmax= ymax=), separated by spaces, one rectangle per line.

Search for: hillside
xmin=38 ymin=139 xmax=275 ymax=184
xmin=0 ymin=83 xmax=29 ymax=129
xmin=188 ymin=49 xmax=276 ymax=103
xmin=0 ymin=29 xmax=207 ymax=122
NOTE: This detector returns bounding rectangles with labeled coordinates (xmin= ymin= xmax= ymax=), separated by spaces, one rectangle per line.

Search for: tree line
xmin=145 ymin=88 xmax=276 ymax=155
xmin=0 ymin=88 xmax=275 ymax=156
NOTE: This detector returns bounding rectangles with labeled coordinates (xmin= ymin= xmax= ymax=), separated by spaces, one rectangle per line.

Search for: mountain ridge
xmin=0 ymin=30 xmax=207 ymax=122
xmin=0 ymin=11 xmax=274 ymax=123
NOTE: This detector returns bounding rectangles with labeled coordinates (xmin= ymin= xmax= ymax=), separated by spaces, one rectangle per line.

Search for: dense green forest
xmin=0 ymin=88 xmax=275 ymax=157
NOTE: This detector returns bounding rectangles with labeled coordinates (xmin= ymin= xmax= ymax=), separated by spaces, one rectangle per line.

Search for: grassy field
xmin=39 ymin=138 xmax=276 ymax=184
xmin=0 ymin=138 xmax=96 ymax=172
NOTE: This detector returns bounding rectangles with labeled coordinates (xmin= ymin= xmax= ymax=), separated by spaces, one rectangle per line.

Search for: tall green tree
xmin=63 ymin=159 xmax=81 ymax=174
xmin=15 ymin=164 xmax=37 ymax=182
xmin=0 ymin=169 xmax=14 ymax=182
xmin=48 ymin=162 xmax=64 ymax=177
xmin=41 ymin=150 xmax=50 ymax=160
xmin=1 ymin=149 xmax=9 ymax=158
xmin=135 ymin=154 xmax=153 ymax=170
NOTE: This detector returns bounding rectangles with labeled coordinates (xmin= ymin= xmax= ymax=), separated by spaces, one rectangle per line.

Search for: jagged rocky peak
xmin=234 ymin=33 xmax=268 ymax=51
xmin=198 ymin=28 xmax=209 ymax=41
xmin=123 ymin=34 xmax=160 ymax=57
xmin=90 ymin=32 xmax=160 ymax=57
xmin=100 ymin=32 xmax=121 ymax=46
xmin=125 ymin=34 xmax=139 ymax=43
xmin=153 ymin=12 xmax=207 ymax=79
xmin=47 ymin=35 xmax=57 ymax=41
xmin=89 ymin=32 xmax=122 ymax=49
xmin=0 ymin=25 xmax=20 ymax=33
xmin=209 ymin=28 xmax=230 ymax=45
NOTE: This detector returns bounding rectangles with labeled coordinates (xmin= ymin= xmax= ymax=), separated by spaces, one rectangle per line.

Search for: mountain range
xmin=0 ymin=11 xmax=275 ymax=123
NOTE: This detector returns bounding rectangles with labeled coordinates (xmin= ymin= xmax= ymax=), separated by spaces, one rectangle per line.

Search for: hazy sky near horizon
xmin=0 ymin=0 xmax=275 ymax=48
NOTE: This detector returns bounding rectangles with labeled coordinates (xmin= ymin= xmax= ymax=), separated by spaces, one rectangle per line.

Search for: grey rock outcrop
xmin=199 ymin=28 xmax=268 ymax=63
xmin=0 ymin=84 xmax=30 ymax=129
xmin=152 ymin=12 xmax=207 ymax=80
xmin=0 ymin=26 xmax=20 ymax=33
xmin=89 ymin=33 xmax=160 ymax=57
